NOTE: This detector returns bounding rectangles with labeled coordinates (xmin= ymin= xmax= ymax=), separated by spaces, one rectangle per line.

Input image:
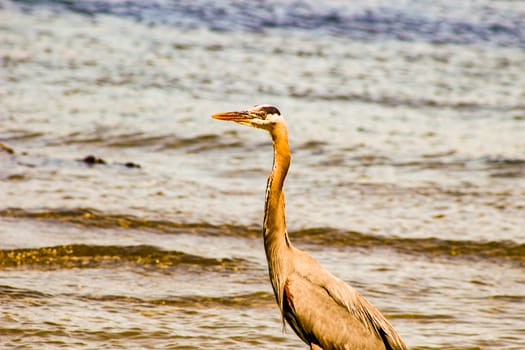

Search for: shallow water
xmin=1 ymin=0 xmax=525 ymax=349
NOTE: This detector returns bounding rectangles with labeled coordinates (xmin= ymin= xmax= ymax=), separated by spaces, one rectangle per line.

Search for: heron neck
xmin=263 ymin=122 xmax=292 ymax=316
xmin=263 ymin=122 xmax=291 ymax=248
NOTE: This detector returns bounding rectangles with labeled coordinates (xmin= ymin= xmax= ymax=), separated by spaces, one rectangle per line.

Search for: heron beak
xmin=212 ymin=111 xmax=252 ymax=122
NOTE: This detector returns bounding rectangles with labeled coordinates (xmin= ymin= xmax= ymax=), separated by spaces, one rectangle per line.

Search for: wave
xmin=0 ymin=285 xmax=462 ymax=319
xmin=80 ymin=291 xmax=276 ymax=309
xmin=0 ymin=284 xmax=503 ymax=324
xmin=0 ymin=284 xmax=53 ymax=299
xmin=0 ymin=244 xmax=246 ymax=270
xmin=10 ymin=0 xmax=525 ymax=48
xmin=1 ymin=208 xmax=524 ymax=266
xmin=50 ymin=131 xmax=241 ymax=152
xmin=294 ymin=228 xmax=525 ymax=266
xmin=484 ymin=156 xmax=525 ymax=178
xmin=287 ymin=90 xmax=523 ymax=112
xmin=0 ymin=283 xmax=274 ymax=308
xmin=0 ymin=207 xmax=261 ymax=238
xmin=4 ymin=137 xmax=523 ymax=179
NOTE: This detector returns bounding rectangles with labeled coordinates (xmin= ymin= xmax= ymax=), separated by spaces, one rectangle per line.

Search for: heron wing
xmin=284 ymin=254 xmax=407 ymax=350
xmin=319 ymin=274 xmax=407 ymax=350
xmin=283 ymin=272 xmax=387 ymax=349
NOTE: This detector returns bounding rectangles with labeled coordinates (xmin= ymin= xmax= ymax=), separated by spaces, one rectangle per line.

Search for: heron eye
xmin=251 ymin=111 xmax=266 ymax=119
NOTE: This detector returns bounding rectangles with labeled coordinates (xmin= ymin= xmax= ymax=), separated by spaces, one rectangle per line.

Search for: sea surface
xmin=1 ymin=0 xmax=525 ymax=349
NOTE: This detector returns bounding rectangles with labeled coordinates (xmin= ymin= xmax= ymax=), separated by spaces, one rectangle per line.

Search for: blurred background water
xmin=1 ymin=0 xmax=524 ymax=349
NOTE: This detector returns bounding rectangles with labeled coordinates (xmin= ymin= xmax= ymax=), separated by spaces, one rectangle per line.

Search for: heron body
xmin=212 ymin=105 xmax=407 ymax=350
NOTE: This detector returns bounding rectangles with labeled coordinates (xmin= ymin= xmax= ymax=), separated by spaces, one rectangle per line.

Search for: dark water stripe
xmin=89 ymin=293 xmax=450 ymax=320
xmin=0 ymin=286 xmax=450 ymax=322
xmin=10 ymin=0 xmax=525 ymax=48
xmin=295 ymin=228 xmax=525 ymax=266
xmin=79 ymin=291 xmax=276 ymax=309
xmin=0 ymin=284 xmax=53 ymax=298
xmin=0 ymin=326 xmax=171 ymax=342
xmin=1 ymin=208 xmax=524 ymax=265
xmin=490 ymin=294 xmax=525 ymax=303
xmin=0 ymin=244 xmax=244 ymax=270
xmin=0 ymin=284 xmax=273 ymax=308
xmin=287 ymin=91 xmax=523 ymax=112
xmin=0 ymin=131 xmax=45 ymax=141
xmin=0 ymin=285 xmax=459 ymax=321
xmin=0 ymin=207 xmax=261 ymax=237
xmin=49 ymin=132 xmax=238 ymax=152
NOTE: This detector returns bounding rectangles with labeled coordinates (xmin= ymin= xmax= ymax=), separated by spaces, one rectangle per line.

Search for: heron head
xmin=212 ymin=104 xmax=283 ymax=130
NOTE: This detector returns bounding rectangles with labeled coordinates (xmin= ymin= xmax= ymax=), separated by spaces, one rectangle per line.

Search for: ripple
xmin=0 ymin=244 xmax=247 ymax=270
xmin=11 ymin=0 xmax=525 ymax=48
xmin=1 ymin=208 xmax=523 ymax=266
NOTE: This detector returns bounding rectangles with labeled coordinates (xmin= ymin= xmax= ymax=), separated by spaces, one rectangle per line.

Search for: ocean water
xmin=1 ymin=0 xmax=524 ymax=349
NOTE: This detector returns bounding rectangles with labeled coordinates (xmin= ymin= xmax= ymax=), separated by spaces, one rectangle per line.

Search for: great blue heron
xmin=212 ymin=104 xmax=408 ymax=350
